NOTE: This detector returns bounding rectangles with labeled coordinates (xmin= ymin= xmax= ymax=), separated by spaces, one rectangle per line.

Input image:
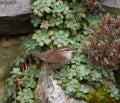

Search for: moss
xmin=86 ymin=87 xmax=116 ymax=103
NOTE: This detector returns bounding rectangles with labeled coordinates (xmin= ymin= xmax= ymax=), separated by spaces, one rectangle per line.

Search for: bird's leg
xmin=54 ymin=69 xmax=64 ymax=77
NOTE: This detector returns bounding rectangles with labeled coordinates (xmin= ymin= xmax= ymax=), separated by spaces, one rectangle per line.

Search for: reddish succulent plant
xmin=83 ymin=13 xmax=120 ymax=68
xmin=84 ymin=0 xmax=105 ymax=14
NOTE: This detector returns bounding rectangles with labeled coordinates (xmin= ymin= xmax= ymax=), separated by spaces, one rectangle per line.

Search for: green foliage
xmin=32 ymin=29 xmax=72 ymax=47
xmin=86 ymin=87 xmax=116 ymax=103
xmin=109 ymin=86 xmax=120 ymax=100
xmin=90 ymin=70 xmax=102 ymax=82
xmin=4 ymin=0 xmax=120 ymax=102
xmin=32 ymin=29 xmax=52 ymax=47
xmin=4 ymin=64 xmax=39 ymax=102
xmin=76 ymin=65 xmax=91 ymax=80
xmin=87 ymin=15 xmax=100 ymax=27
xmin=30 ymin=15 xmax=41 ymax=27
xmin=46 ymin=14 xmax=63 ymax=27
xmin=54 ymin=55 xmax=119 ymax=99
xmin=10 ymin=55 xmax=25 ymax=67
xmin=65 ymin=19 xmax=81 ymax=31
xmin=16 ymin=88 xmax=34 ymax=103
xmin=22 ymin=39 xmax=38 ymax=52
xmin=31 ymin=0 xmax=86 ymax=31
xmin=31 ymin=0 xmax=54 ymax=16
xmin=30 ymin=0 xmax=120 ymax=101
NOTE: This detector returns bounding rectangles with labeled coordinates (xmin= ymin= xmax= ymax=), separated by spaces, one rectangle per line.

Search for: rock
xmin=0 ymin=0 xmax=33 ymax=35
xmin=0 ymin=0 xmax=31 ymax=16
xmin=35 ymin=64 xmax=87 ymax=103
xmin=0 ymin=81 xmax=5 ymax=103
xmin=102 ymin=0 xmax=120 ymax=9
xmin=0 ymin=36 xmax=26 ymax=79
xmin=101 ymin=0 xmax=120 ymax=15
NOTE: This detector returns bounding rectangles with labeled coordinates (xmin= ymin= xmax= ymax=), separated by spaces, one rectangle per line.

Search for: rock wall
xmin=101 ymin=0 xmax=120 ymax=15
xmin=0 ymin=0 xmax=33 ymax=35
xmin=0 ymin=0 xmax=120 ymax=35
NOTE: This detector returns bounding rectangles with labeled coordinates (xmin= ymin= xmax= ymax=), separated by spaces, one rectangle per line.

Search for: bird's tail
xmin=29 ymin=50 xmax=46 ymax=61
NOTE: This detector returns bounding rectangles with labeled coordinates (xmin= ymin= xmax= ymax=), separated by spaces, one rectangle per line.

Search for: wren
xmin=29 ymin=46 xmax=73 ymax=69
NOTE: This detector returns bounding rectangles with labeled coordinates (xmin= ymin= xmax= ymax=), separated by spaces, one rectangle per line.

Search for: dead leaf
xmin=40 ymin=20 xmax=51 ymax=29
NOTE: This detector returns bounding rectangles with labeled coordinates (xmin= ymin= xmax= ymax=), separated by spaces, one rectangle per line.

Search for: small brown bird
xmin=29 ymin=46 xmax=73 ymax=69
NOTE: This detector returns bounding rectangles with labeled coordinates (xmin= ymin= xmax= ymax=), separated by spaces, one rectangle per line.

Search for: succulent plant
xmin=4 ymin=0 xmax=120 ymax=103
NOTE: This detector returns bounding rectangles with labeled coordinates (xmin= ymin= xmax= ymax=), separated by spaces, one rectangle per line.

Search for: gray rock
xmin=0 ymin=0 xmax=31 ymax=16
xmin=102 ymin=0 xmax=120 ymax=9
xmin=0 ymin=82 xmax=4 ymax=103
xmin=35 ymin=64 xmax=87 ymax=103
xmin=0 ymin=36 xmax=26 ymax=78
xmin=101 ymin=0 xmax=120 ymax=15
xmin=0 ymin=0 xmax=33 ymax=35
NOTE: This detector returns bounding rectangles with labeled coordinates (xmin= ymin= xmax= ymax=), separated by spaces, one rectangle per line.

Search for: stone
xmin=0 ymin=81 xmax=5 ymax=103
xmin=35 ymin=64 xmax=87 ymax=103
xmin=0 ymin=0 xmax=33 ymax=35
xmin=102 ymin=0 xmax=120 ymax=9
xmin=101 ymin=0 xmax=120 ymax=15
xmin=0 ymin=36 xmax=26 ymax=78
xmin=0 ymin=0 xmax=31 ymax=16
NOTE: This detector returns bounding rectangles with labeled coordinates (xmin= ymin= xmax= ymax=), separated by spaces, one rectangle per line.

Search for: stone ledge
xmin=0 ymin=0 xmax=31 ymax=17
xmin=0 ymin=14 xmax=34 ymax=35
xmin=0 ymin=0 xmax=33 ymax=35
xmin=101 ymin=0 xmax=120 ymax=15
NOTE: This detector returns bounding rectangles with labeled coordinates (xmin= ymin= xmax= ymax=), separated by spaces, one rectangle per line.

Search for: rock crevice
xmin=0 ymin=0 xmax=33 ymax=35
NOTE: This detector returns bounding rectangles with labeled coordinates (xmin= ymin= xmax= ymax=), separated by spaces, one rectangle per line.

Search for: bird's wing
xmin=46 ymin=53 xmax=65 ymax=63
